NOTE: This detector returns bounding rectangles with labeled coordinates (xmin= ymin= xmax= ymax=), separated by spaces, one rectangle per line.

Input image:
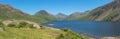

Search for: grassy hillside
xmin=34 ymin=10 xmax=57 ymax=21
xmin=0 ymin=27 xmax=62 ymax=39
xmin=79 ymin=13 xmax=91 ymax=20
xmin=0 ymin=27 xmax=89 ymax=39
xmin=0 ymin=21 xmax=89 ymax=39
xmin=80 ymin=0 xmax=120 ymax=21
xmin=0 ymin=4 xmax=47 ymax=23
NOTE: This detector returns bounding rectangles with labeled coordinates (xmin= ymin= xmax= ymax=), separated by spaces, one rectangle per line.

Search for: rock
xmin=2 ymin=20 xmax=12 ymax=25
xmin=0 ymin=27 xmax=3 ymax=31
xmin=48 ymin=24 xmax=54 ymax=26
xmin=2 ymin=20 xmax=41 ymax=29
xmin=105 ymin=37 xmax=120 ymax=39
xmin=44 ymin=26 xmax=60 ymax=30
xmin=25 ymin=21 xmax=40 ymax=29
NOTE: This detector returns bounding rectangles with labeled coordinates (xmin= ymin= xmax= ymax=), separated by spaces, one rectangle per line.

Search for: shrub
xmin=19 ymin=22 xmax=27 ymax=26
xmin=57 ymin=28 xmax=89 ymax=39
xmin=17 ymin=22 xmax=27 ymax=28
xmin=40 ymin=26 xmax=46 ymax=29
xmin=57 ymin=34 xmax=65 ymax=39
xmin=0 ymin=21 xmax=5 ymax=31
xmin=7 ymin=23 xmax=16 ymax=27
xmin=61 ymin=28 xmax=70 ymax=32
xmin=0 ymin=21 xmax=3 ymax=27
xmin=27 ymin=24 xmax=35 ymax=28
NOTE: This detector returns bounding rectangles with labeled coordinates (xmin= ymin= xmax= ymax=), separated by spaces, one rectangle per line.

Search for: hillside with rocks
xmin=80 ymin=0 xmax=120 ymax=22
xmin=0 ymin=4 xmax=46 ymax=23
xmin=33 ymin=10 xmax=57 ymax=21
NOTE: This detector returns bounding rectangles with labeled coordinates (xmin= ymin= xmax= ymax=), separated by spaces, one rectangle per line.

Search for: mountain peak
xmin=0 ymin=4 xmax=14 ymax=10
xmin=0 ymin=4 xmax=4 ymax=6
xmin=35 ymin=10 xmax=50 ymax=16
xmin=0 ymin=4 xmax=11 ymax=7
xmin=114 ymin=0 xmax=120 ymax=3
xmin=55 ymin=13 xmax=68 ymax=20
xmin=34 ymin=10 xmax=57 ymax=21
xmin=114 ymin=0 xmax=120 ymax=1
xmin=83 ymin=0 xmax=120 ymax=21
xmin=57 ymin=13 xmax=67 ymax=16
xmin=70 ymin=12 xmax=81 ymax=16
xmin=0 ymin=4 xmax=43 ymax=22
xmin=39 ymin=10 xmax=46 ymax=12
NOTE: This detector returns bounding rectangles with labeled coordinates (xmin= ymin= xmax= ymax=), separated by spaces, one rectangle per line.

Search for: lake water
xmin=42 ymin=20 xmax=120 ymax=37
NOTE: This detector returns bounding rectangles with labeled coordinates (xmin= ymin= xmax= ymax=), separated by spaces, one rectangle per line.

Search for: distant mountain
xmin=66 ymin=12 xmax=84 ymax=20
xmin=66 ymin=11 xmax=89 ymax=20
xmin=0 ymin=4 xmax=46 ymax=23
xmin=55 ymin=13 xmax=68 ymax=20
xmin=80 ymin=0 xmax=120 ymax=22
xmin=0 ymin=4 xmax=28 ymax=19
xmin=34 ymin=10 xmax=57 ymax=21
xmin=55 ymin=12 xmax=89 ymax=20
xmin=2 ymin=0 xmax=120 ymax=22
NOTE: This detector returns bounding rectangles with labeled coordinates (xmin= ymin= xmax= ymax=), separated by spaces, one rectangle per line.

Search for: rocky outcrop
xmin=2 ymin=20 xmax=41 ymax=29
xmin=25 ymin=21 xmax=40 ymax=29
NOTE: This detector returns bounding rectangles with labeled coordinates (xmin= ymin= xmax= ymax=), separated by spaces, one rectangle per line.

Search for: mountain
xmin=66 ymin=12 xmax=87 ymax=20
xmin=0 ymin=4 xmax=46 ymax=23
xmin=34 ymin=10 xmax=57 ymax=21
xmin=66 ymin=11 xmax=90 ymax=20
xmin=55 ymin=13 xmax=68 ymax=20
xmin=80 ymin=0 xmax=120 ymax=21
xmin=0 ymin=4 xmax=28 ymax=19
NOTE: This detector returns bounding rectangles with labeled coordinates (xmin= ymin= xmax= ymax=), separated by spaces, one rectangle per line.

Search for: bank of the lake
xmin=0 ymin=20 xmax=89 ymax=39
xmin=43 ymin=20 xmax=120 ymax=38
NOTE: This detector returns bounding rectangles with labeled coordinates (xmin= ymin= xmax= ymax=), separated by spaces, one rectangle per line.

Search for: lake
xmin=42 ymin=20 xmax=120 ymax=37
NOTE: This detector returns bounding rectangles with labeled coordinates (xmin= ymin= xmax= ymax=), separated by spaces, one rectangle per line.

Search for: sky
xmin=0 ymin=0 xmax=113 ymax=15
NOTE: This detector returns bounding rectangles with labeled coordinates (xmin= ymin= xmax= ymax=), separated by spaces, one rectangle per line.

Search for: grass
xmin=0 ymin=21 xmax=89 ymax=39
xmin=0 ymin=27 xmax=64 ymax=39
xmin=57 ymin=28 xmax=89 ymax=39
xmin=0 ymin=26 xmax=90 ymax=39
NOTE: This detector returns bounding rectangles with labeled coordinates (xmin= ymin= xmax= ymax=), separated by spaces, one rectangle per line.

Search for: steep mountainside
xmin=34 ymin=10 xmax=57 ymax=21
xmin=67 ymin=12 xmax=87 ymax=20
xmin=80 ymin=0 xmax=120 ymax=21
xmin=55 ymin=13 xmax=68 ymax=20
xmin=0 ymin=4 xmax=46 ymax=23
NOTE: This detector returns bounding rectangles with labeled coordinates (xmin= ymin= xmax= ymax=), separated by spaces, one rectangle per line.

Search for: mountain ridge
xmin=55 ymin=13 xmax=68 ymax=20
xmin=0 ymin=0 xmax=120 ymax=22
xmin=0 ymin=4 xmax=46 ymax=23
xmin=33 ymin=10 xmax=57 ymax=21
xmin=80 ymin=0 xmax=120 ymax=22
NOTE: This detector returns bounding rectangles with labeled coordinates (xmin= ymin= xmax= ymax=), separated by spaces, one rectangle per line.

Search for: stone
xmin=0 ymin=27 xmax=3 ymax=31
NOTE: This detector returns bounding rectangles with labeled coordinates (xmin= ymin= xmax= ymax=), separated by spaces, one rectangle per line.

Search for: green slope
xmin=80 ymin=0 xmax=120 ymax=21
xmin=0 ymin=27 xmax=89 ymax=39
xmin=0 ymin=4 xmax=46 ymax=23
xmin=34 ymin=10 xmax=57 ymax=21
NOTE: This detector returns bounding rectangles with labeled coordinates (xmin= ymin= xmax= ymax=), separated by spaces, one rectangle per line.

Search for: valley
xmin=0 ymin=0 xmax=120 ymax=39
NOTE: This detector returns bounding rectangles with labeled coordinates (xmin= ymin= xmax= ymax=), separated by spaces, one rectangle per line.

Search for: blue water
xmin=42 ymin=20 xmax=120 ymax=37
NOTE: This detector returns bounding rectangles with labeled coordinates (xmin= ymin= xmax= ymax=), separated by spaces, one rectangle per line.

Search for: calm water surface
xmin=42 ymin=20 xmax=120 ymax=37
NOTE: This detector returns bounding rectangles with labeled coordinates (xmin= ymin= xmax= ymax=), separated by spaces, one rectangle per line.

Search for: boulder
xmin=0 ymin=27 xmax=3 ymax=31
xmin=48 ymin=24 xmax=54 ymax=27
